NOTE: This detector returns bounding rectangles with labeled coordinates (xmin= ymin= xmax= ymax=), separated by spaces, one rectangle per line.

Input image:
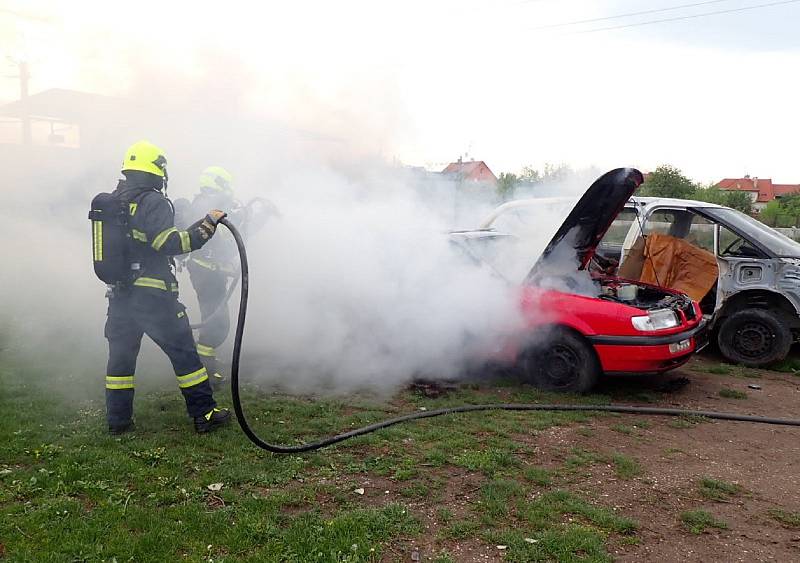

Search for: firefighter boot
xmin=194 ymin=407 xmax=232 ymax=433
xmin=109 ymin=421 xmax=135 ymax=435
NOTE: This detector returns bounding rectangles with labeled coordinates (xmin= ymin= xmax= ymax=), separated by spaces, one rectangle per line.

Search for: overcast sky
xmin=2 ymin=0 xmax=799 ymax=183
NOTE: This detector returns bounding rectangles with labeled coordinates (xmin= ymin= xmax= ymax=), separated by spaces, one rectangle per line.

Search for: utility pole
xmin=18 ymin=59 xmax=31 ymax=145
xmin=1 ymin=8 xmax=54 ymax=146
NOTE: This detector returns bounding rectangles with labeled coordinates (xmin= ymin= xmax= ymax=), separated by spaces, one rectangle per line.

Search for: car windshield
xmin=701 ymin=207 xmax=800 ymax=258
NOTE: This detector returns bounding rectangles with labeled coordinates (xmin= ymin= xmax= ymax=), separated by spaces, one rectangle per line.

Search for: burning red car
xmin=452 ymin=168 xmax=706 ymax=392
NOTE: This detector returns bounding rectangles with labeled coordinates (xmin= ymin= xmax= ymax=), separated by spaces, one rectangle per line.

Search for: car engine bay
xmin=598 ymin=278 xmax=696 ymax=319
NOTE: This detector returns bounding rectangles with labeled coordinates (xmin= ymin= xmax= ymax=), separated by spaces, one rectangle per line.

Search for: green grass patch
xmin=768 ymin=509 xmax=800 ymax=529
xmin=485 ymin=490 xmax=638 ymax=562
xmin=718 ymin=388 xmax=747 ymax=400
xmin=0 ymin=358 xmax=632 ymax=561
xmin=698 ymin=478 xmax=741 ymax=501
xmin=518 ymin=490 xmax=637 ymax=534
xmin=668 ymin=415 xmax=708 ymax=429
xmin=441 ymin=518 xmax=481 ymax=539
xmin=611 ymin=453 xmax=643 ymax=480
xmin=611 ymin=423 xmax=635 ymax=435
xmin=706 ymin=364 xmax=732 ymax=375
xmin=479 ymin=479 xmax=525 ymax=518
xmin=487 ymin=526 xmax=613 ymax=563
xmin=611 ymin=420 xmax=650 ymax=436
xmin=452 ymin=448 xmax=518 ymax=476
xmin=564 ymin=448 xmax=606 ymax=470
xmin=680 ymin=509 xmax=728 ymax=534
xmin=523 ymin=466 xmax=553 ymax=487
xmin=771 ymin=356 xmax=800 ymax=374
xmin=435 ymin=507 xmax=453 ymax=524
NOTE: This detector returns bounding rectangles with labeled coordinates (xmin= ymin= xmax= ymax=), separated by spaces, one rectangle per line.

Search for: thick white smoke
xmin=237 ymin=163 xmax=526 ymax=394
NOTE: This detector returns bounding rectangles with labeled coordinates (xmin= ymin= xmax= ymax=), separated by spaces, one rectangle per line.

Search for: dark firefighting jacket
xmin=178 ymin=191 xmax=241 ymax=275
xmin=112 ymin=179 xmax=213 ymax=291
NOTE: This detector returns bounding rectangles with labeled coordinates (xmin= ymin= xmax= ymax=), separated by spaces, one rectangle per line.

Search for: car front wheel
xmin=717 ymin=308 xmax=792 ymax=367
xmin=518 ymin=329 xmax=600 ymax=393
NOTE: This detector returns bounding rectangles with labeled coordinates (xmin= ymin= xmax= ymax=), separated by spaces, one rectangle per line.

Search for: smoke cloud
xmin=0 ymin=7 xmax=602 ymax=400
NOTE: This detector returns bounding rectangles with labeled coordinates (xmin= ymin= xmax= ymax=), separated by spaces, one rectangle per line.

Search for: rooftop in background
xmin=0 ymin=88 xmax=133 ymax=123
xmin=716 ymin=176 xmax=800 ymax=205
xmin=441 ymin=158 xmax=498 ymax=186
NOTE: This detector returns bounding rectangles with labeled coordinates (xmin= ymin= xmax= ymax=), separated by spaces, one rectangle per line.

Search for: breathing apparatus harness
xmin=218 ymin=219 xmax=800 ymax=454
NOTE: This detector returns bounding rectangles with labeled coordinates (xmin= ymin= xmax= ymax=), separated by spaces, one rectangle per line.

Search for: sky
xmin=1 ymin=0 xmax=799 ymax=183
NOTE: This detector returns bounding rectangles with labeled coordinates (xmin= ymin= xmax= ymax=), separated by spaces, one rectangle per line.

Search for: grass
xmin=0 ymin=356 xmax=641 ymax=561
xmin=452 ymin=448 xmax=518 ymax=476
xmin=697 ymin=362 xmax=760 ymax=379
xmin=441 ymin=519 xmax=480 ymax=539
xmin=667 ymin=414 xmax=708 ymax=429
xmin=771 ymin=356 xmax=800 ymax=374
xmin=611 ymin=453 xmax=643 ymax=480
xmin=523 ymin=466 xmax=553 ymax=487
xmin=611 ymin=420 xmax=650 ymax=436
xmin=483 ymin=490 xmax=638 ymax=562
xmin=518 ymin=490 xmax=637 ymax=534
xmin=564 ymin=447 xmax=606 ymax=471
xmin=680 ymin=509 xmax=729 ymax=534
xmin=718 ymin=388 xmax=748 ymax=400
xmin=698 ymin=478 xmax=741 ymax=501
xmin=768 ymin=509 xmax=800 ymax=529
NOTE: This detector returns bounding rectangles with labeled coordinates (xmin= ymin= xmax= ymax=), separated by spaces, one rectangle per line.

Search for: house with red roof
xmin=716 ymin=176 xmax=800 ymax=212
xmin=441 ymin=158 xmax=498 ymax=187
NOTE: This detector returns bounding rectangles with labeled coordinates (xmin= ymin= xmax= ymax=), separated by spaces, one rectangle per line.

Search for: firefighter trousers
xmin=104 ymin=285 xmax=216 ymax=427
xmin=188 ymin=260 xmax=230 ymax=363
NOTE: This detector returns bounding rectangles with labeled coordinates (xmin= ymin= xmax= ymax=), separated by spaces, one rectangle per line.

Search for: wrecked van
xmin=451 ymin=168 xmax=706 ymax=393
xmin=597 ymin=197 xmax=800 ymax=367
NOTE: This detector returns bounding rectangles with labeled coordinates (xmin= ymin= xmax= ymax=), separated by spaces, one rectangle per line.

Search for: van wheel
xmin=717 ymin=309 xmax=791 ymax=367
xmin=519 ymin=330 xmax=600 ymax=393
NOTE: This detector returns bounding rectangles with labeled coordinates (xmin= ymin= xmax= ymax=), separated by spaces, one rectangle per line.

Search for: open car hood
xmin=526 ymin=167 xmax=644 ymax=281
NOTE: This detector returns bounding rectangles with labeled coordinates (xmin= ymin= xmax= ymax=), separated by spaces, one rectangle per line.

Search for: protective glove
xmin=206 ymin=209 xmax=227 ymax=225
xmin=198 ymin=209 xmax=227 ymax=239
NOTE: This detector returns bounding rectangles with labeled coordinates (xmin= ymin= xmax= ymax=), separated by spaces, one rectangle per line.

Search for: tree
xmin=517 ymin=163 xmax=573 ymax=185
xmin=758 ymin=194 xmax=800 ymax=227
xmin=639 ymin=164 xmax=696 ymax=199
xmin=761 ymin=200 xmax=781 ymax=226
xmin=519 ymin=166 xmax=541 ymax=184
xmin=496 ymin=172 xmax=518 ymax=201
xmin=691 ymin=185 xmax=728 ymax=205
xmin=723 ymin=191 xmax=753 ymax=214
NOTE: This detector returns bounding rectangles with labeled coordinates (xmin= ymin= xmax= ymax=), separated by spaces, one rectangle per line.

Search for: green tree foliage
xmin=723 ymin=191 xmax=753 ymax=214
xmin=496 ymin=172 xmax=518 ymax=201
xmin=519 ymin=166 xmax=541 ymax=184
xmin=761 ymin=200 xmax=781 ymax=226
xmin=497 ymin=163 xmax=573 ymax=200
xmin=639 ymin=165 xmax=696 ymax=199
xmin=760 ymin=193 xmax=800 ymax=227
xmin=693 ymin=185 xmax=753 ymax=214
xmin=518 ymin=163 xmax=572 ymax=184
xmin=691 ymin=185 xmax=727 ymax=205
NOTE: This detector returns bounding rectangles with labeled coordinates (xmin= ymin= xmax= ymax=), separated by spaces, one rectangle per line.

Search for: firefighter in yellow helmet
xmin=102 ymin=141 xmax=231 ymax=434
xmin=174 ymin=166 xmax=278 ymax=387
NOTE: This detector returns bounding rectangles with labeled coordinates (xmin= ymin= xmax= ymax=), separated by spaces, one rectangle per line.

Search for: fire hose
xmin=218 ymin=218 xmax=800 ymax=454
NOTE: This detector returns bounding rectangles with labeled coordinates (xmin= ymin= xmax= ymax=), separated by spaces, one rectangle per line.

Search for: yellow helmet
xmin=121 ymin=140 xmax=168 ymax=177
xmin=199 ymin=166 xmax=234 ymax=196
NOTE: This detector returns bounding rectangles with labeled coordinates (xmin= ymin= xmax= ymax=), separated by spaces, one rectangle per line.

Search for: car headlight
xmin=631 ymin=309 xmax=680 ymax=331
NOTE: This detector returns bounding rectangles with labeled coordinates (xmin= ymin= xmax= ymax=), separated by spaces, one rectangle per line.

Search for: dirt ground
xmin=382 ymin=356 xmax=800 ymax=562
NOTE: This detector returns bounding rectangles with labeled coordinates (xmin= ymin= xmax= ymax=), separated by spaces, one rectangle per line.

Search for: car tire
xmin=717 ymin=308 xmax=792 ymax=367
xmin=518 ymin=329 xmax=600 ymax=393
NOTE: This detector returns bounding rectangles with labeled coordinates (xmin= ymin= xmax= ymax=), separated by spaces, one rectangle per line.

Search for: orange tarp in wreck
xmin=638 ymin=233 xmax=718 ymax=302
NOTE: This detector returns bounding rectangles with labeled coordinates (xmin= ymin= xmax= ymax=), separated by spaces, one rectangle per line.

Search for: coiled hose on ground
xmin=219 ymin=218 xmax=800 ymax=454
